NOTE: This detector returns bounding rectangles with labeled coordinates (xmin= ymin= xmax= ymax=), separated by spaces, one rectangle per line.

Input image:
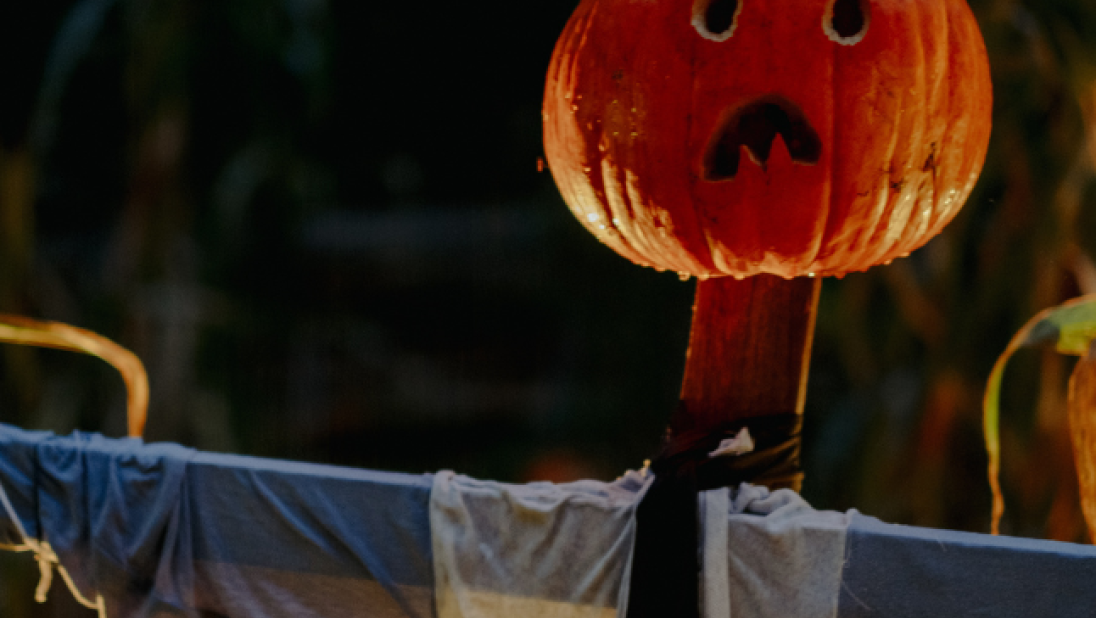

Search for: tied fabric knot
xmin=625 ymin=412 xmax=803 ymax=618
xmin=654 ymin=412 xmax=805 ymax=493
xmin=0 ymin=476 xmax=107 ymax=618
xmin=708 ymin=428 xmax=754 ymax=458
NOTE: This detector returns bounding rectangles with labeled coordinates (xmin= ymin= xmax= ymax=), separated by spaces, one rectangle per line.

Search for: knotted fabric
xmin=625 ymin=412 xmax=803 ymax=618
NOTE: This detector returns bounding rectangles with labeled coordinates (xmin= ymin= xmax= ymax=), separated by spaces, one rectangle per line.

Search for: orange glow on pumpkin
xmin=543 ymin=0 xmax=992 ymax=279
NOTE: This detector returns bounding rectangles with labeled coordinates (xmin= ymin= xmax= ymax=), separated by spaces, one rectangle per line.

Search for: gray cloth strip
xmin=708 ymin=484 xmax=850 ymax=618
xmin=431 ymin=470 xmax=651 ymax=618
xmin=700 ymin=488 xmax=731 ymax=618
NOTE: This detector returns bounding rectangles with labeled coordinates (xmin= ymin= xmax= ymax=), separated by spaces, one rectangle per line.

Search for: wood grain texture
xmin=676 ymin=274 xmax=820 ymax=435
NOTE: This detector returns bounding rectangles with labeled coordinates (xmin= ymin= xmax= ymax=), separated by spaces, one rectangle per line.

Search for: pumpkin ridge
xmin=823 ymin=14 xmax=888 ymax=273
xmin=600 ymin=148 xmax=655 ymax=268
xmin=607 ymin=156 xmax=637 ymax=228
xmin=550 ymin=0 xmax=652 ymax=267
xmin=570 ymin=1 xmax=625 ymax=256
xmin=919 ymin=0 xmax=951 ymax=243
xmin=907 ymin=0 xmax=973 ymax=259
xmin=860 ymin=20 xmax=920 ymax=268
xmin=845 ymin=69 xmax=902 ymax=270
xmin=814 ymin=39 xmax=840 ymax=272
xmin=685 ymin=27 xmax=720 ymax=277
xmin=852 ymin=3 xmax=903 ymax=268
xmin=915 ymin=0 xmax=943 ymax=254
xmin=935 ymin=1 xmax=991 ymax=238
xmin=893 ymin=0 xmax=938 ymax=260
xmin=593 ymin=4 xmax=665 ymax=267
xmin=818 ymin=35 xmax=853 ymax=271
xmin=878 ymin=1 xmax=931 ymax=266
xmin=924 ymin=0 xmax=951 ymax=238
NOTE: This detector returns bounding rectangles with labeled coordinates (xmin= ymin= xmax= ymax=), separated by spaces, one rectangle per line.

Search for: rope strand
xmin=0 ymin=477 xmax=107 ymax=618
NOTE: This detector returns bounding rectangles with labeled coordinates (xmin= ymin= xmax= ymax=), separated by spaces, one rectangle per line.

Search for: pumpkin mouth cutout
xmin=701 ymin=95 xmax=822 ymax=182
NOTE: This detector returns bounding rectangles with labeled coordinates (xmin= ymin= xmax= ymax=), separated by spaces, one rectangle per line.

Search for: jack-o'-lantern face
xmin=543 ymin=0 xmax=992 ymax=279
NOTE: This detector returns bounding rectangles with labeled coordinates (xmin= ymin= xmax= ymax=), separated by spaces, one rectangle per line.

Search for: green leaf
xmin=1041 ymin=300 xmax=1096 ymax=355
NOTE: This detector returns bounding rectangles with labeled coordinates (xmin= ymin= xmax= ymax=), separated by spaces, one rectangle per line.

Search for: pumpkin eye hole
xmin=824 ymin=0 xmax=870 ymax=45
xmin=692 ymin=0 xmax=741 ymax=42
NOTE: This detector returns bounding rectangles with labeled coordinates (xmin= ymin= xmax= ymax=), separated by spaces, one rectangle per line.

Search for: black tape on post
xmin=625 ymin=413 xmax=803 ymax=618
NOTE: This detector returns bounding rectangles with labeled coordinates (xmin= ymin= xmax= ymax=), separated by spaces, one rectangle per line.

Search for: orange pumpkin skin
xmin=543 ymin=0 xmax=992 ymax=279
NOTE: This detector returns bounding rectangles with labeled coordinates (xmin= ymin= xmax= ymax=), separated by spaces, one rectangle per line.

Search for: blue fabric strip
xmin=0 ymin=423 xmax=435 ymax=618
xmin=0 ymin=424 xmax=52 ymax=541
xmin=839 ymin=513 xmax=1096 ymax=617
xmin=186 ymin=450 xmax=434 ymax=583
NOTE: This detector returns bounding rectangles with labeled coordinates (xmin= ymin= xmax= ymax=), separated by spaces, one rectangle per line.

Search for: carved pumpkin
xmin=543 ymin=0 xmax=992 ymax=279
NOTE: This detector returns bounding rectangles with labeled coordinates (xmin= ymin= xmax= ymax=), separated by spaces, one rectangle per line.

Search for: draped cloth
xmin=4 ymin=423 xmax=1096 ymax=618
xmin=430 ymin=470 xmax=650 ymax=618
xmin=0 ymin=423 xmax=435 ymax=618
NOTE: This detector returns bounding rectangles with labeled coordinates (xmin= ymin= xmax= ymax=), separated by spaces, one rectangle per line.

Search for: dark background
xmin=4 ymin=0 xmax=1096 ymax=613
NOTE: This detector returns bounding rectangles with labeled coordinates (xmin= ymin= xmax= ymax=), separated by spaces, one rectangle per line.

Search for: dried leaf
xmin=1068 ymin=343 xmax=1096 ymax=542
xmin=0 ymin=314 xmax=148 ymax=437
xmin=984 ymin=295 xmax=1096 ymax=534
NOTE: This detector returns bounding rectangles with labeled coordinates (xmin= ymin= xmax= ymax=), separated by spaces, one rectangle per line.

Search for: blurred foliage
xmin=5 ymin=0 xmax=1096 ymax=612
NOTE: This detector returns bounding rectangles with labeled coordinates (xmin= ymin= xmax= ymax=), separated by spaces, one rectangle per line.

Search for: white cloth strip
xmin=700 ymin=487 xmax=731 ymax=618
xmin=723 ymin=484 xmax=851 ymax=618
xmin=431 ymin=470 xmax=652 ymax=618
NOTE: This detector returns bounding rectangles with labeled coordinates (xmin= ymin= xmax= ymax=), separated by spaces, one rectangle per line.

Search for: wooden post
xmin=673 ymin=274 xmax=821 ymax=488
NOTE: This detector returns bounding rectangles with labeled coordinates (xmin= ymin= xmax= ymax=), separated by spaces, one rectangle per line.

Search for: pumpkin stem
xmin=674 ymin=274 xmax=820 ymax=491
